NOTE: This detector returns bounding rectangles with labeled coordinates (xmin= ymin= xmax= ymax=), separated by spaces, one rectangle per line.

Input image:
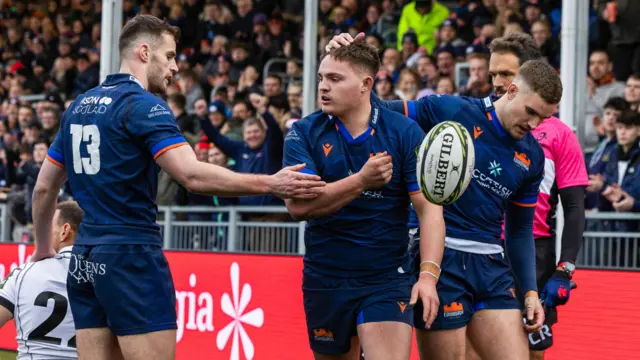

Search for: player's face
xmin=489 ymin=52 xmax=520 ymax=97
xmin=148 ymin=33 xmax=178 ymax=94
xmin=503 ymin=85 xmax=556 ymax=140
xmin=317 ymin=57 xmax=369 ymax=116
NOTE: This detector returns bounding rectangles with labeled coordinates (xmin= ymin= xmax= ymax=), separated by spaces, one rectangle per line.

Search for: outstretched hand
xmin=270 ymin=164 xmax=326 ymax=199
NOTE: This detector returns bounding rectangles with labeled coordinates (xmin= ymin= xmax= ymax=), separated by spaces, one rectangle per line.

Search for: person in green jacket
xmin=397 ymin=0 xmax=450 ymax=54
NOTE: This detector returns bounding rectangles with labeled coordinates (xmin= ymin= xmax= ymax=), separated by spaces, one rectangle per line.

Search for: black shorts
xmin=519 ymin=237 xmax=558 ymax=351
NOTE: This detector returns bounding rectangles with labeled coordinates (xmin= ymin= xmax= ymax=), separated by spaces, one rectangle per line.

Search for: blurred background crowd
xmin=0 ymin=0 xmax=638 ymax=246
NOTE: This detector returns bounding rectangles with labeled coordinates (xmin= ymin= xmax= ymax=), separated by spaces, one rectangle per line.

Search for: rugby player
xmin=326 ymin=34 xmax=563 ymax=360
xmin=31 ymin=15 xmax=325 ymax=360
xmin=488 ymin=33 xmax=588 ymax=360
xmin=0 ymin=201 xmax=84 ymax=359
xmin=283 ymin=40 xmax=445 ymax=360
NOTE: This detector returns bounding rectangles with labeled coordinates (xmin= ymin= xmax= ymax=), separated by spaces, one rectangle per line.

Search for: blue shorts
xmin=66 ymin=244 xmax=177 ymax=336
xmin=303 ymin=272 xmax=413 ymax=355
xmin=413 ymin=247 xmax=520 ymax=330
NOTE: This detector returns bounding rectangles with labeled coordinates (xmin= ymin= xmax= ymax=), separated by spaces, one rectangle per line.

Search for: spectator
xmin=530 ymin=19 xmax=560 ymax=69
xmin=435 ymin=19 xmax=468 ymax=59
xmin=395 ymin=68 xmax=421 ymax=100
xmin=167 ymin=93 xmax=199 ymax=146
xmin=397 ymin=0 xmax=450 ymax=54
xmin=70 ymin=53 xmax=98 ymax=99
xmin=287 ymin=81 xmax=303 ymax=117
xmin=435 ymin=76 xmax=456 ymax=95
xmin=585 ymin=49 xmax=626 ymax=149
xmin=590 ymin=97 xmax=630 ymax=175
xmin=178 ymin=69 xmax=204 ymax=115
xmin=262 ymin=73 xmax=286 ymax=105
xmin=624 ymin=73 xmax=640 ymax=111
xmin=458 ymin=53 xmax=492 ymax=98
xmin=600 ymin=0 xmax=640 ymax=81
xmin=374 ymin=71 xmax=400 ymax=101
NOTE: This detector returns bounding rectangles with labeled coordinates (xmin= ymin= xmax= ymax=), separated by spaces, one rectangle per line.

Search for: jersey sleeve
xmin=0 ymin=265 xmax=23 ymax=315
xmin=403 ymin=121 xmax=425 ymax=195
xmin=380 ymin=95 xmax=463 ymax=134
xmin=46 ymin=128 xmax=65 ymax=168
xmin=125 ymin=95 xmax=188 ymax=159
xmin=554 ymin=128 xmax=589 ymax=189
xmin=511 ymin=152 xmax=544 ymax=207
xmin=282 ymin=122 xmax=317 ymax=175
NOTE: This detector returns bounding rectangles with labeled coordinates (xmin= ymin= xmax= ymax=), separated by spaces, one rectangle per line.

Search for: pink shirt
xmin=531 ymin=117 xmax=589 ymax=238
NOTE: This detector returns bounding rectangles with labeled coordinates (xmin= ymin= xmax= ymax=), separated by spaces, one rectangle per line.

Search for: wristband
xmin=419 ymin=271 xmax=439 ymax=281
xmin=420 ymin=261 xmax=441 ymax=279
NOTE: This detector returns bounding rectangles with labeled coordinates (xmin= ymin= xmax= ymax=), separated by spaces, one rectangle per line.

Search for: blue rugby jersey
xmin=47 ymin=74 xmax=188 ymax=245
xmin=384 ymin=95 xmax=544 ymax=251
xmin=283 ymin=101 xmax=425 ymax=277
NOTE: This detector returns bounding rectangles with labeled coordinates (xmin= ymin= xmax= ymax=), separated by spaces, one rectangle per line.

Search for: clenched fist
xmin=357 ymin=152 xmax=393 ymax=189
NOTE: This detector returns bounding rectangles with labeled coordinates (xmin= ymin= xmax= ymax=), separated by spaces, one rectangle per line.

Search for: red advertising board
xmin=0 ymin=243 xmax=638 ymax=359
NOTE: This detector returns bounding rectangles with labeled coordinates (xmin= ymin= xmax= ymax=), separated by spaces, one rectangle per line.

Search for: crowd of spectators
xmin=0 ymin=0 xmax=638 ymax=245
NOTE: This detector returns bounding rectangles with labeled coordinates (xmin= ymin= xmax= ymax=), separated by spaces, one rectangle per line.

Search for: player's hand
xmin=31 ymin=247 xmax=56 ymax=262
xmin=269 ymin=164 xmax=326 ymax=199
xmin=523 ymin=292 xmax=545 ymax=333
xmin=325 ymin=32 xmax=365 ymax=53
xmin=410 ymin=275 xmax=439 ymax=329
xmin=540 ymin=270 xmax=571 ymax=307
xmin=357 ymin=152 xmax=393 ymax=189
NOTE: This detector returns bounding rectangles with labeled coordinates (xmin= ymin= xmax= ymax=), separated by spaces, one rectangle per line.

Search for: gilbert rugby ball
xmin=416 ymin=121 xmax=475 ymax=205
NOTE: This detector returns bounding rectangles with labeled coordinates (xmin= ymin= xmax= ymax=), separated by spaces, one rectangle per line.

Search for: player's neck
xmin=492 ymin=97 xmax=508 ymax=131
xmin=118 ymin=63 xmax=148 ymax=90
xmin=336 ymin=97 xmax=372 ymax=138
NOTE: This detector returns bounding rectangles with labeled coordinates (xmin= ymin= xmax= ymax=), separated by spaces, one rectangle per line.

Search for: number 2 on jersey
xmin=71 ymin=124 xmax=100 ymax=175
xmin=28 ymin=291 xmax=76 ymax=348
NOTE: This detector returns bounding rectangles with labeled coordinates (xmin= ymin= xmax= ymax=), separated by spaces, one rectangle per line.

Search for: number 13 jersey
xmin=46 ymin=74 xmax=188 ymax=246
xmin=0 ymin=247 xmax=76 ymax=359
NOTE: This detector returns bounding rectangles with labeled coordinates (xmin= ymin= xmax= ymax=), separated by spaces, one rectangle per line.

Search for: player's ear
xmin=507 ymin=83 xmax=518 ymax=100
xmin=61 ymin=223 xmax=70 ymax=241
xmin=362 ymin=75 xmax=374 ymax=93
xmin=139 ymin=43 xmax=150 ymax=63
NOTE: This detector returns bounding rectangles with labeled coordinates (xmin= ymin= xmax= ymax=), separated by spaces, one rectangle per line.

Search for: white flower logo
xmin=216 ymin=263 xmax=264 ymax=360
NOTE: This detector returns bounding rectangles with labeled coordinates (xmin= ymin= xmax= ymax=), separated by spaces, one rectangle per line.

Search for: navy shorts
xmin=413 ymin=247 xmax=520 ymax=330
xmin=303 ymin=272 xmax=413 ymax=355
xmin=67 ymin=244 xmax=177 ymax=336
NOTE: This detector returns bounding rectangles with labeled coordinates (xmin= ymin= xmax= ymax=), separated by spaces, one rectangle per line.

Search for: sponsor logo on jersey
xmin=73 ymin=96 xmax=113 ymax=115
xmin=513 ymin=152 xmax=531 ymax=172
xmin=148 ymin=104 xmax=172 ymax=118
xmin=68 ymin=254 xmax=106 ymax=283
xmin=488 ymin=160 xmax=502 ymax=177
xmin=285 ymin=129 xmax=300 ymax=141
xmin=472 ymin=168 xmax=513 ymax=199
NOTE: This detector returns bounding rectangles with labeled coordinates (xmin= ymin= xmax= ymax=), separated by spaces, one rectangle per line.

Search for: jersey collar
xmin=482 ymin=96 xmax=509 ymax=137
xmin=58 ymin=245 xmax=73 ymax=255
xmin=101 ymin=73 xmax=145 ymax=89
xmin=328 ymin=100 xmax=380 ymax=145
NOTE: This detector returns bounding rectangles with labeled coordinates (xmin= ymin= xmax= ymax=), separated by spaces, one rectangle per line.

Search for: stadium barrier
xmin=0 ymin=242 xmax=637 ymax=360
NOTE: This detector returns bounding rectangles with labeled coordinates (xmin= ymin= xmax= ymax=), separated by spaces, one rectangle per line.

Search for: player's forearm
xmin=559 ymin=186 xmax=586 ymax=263
xmin=187 ymin=163 xmax=271 ymax=196
xmin=32 ymin=183 xmax=59 ymax=251
xmin=418 ymin=206 xmax=445 ymax=267
xmin=285 ymin=175 xmax=365 ymax=220
xmin=504 ymin=203 xmax=538 ymax=294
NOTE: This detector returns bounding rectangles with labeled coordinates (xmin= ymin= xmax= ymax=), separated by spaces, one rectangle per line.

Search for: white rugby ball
xmin=416 ymin=121 xmax=475 ymax=205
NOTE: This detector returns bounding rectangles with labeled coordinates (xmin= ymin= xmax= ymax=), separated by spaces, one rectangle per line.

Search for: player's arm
xmin=156 ymin=146 xmax=323 ymax=199
xmin=32 ymin=130 xmax=68 ymax=261
xmin=130 ymin=97 xmax=325 ymax=199
xmin=504 ymin=203 xmax=537 ymax=295
xmin=558 ymin=186 xmax=586 ymax=264
xmin=282 ymin=122 xmax=392 ymax=220
xmin=412 ymin=194 xmax=445 ymax=272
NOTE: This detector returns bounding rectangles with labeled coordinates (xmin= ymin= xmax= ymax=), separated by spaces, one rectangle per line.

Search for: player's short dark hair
xmin=327 ymin=39 xmax=381 ymax=77
xmin=516 ymin=60 xmax=562 ymax=104
xmin=167 ymin=93 xmax=186 ymax=109
xmin=617 ymin=110 xmax=640 ymax=127
xmin=56 ymin=200 xmax=84 ymax=232
xmin=119 ymin=15 xmax=181 ymax=54
xmin=604 ymin=97 xmax=629 ymax=112
xmin=489 ymin=32 xmax=542 ymax=65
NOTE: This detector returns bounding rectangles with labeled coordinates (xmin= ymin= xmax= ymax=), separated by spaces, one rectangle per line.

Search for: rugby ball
xmin=416 ymin=121 xmax=475 ymax=205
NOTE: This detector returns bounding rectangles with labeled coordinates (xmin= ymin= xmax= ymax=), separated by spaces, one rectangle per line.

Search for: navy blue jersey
xmin=47 ymin=74 xmax=188 ymax=246
xmin=384 ymin=95 xmax=544 ymax=248
xmin=283 ymin=101 xmax=424 ymax=278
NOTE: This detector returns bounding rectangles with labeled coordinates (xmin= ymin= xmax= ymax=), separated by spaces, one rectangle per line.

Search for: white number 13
xmin=70 ymin=124 xmax=100 ymax=175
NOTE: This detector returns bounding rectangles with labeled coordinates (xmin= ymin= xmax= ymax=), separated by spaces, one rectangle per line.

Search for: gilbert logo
xmin=216 ymin=263 xmax=264 ymax=360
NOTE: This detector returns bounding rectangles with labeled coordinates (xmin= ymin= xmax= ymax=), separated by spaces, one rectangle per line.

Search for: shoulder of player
xmin=286 ymin=110 xmax=329 ymax=139
xmin=0 ymin=262 xmax=34 ymax=287
xmin=378 ymin=105 xmax=416 ymax=130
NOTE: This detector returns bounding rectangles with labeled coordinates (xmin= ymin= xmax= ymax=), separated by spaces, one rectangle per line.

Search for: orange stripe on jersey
xmin=46 ymin=155 xmax=64 ymax=168
xmin=511 ymin=201 xmax=536 ymax=207
xmin=403 ymin=100 xmax=409 ymax=117
xmin=153 ymin=142 xmax=189 ymax=159
xmin=409 ymin=190 xmax=421 ymax=195
xmin=486 ymin=112 xmax=492 ymax=121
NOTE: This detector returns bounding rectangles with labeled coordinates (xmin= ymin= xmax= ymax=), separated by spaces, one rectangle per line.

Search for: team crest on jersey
xmin=513 ymin=152 xmax=531 ymax=172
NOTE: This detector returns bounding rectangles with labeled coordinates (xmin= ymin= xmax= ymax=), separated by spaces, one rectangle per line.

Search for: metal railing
xmin=578 ymin=212 xmax=640 ymax=270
